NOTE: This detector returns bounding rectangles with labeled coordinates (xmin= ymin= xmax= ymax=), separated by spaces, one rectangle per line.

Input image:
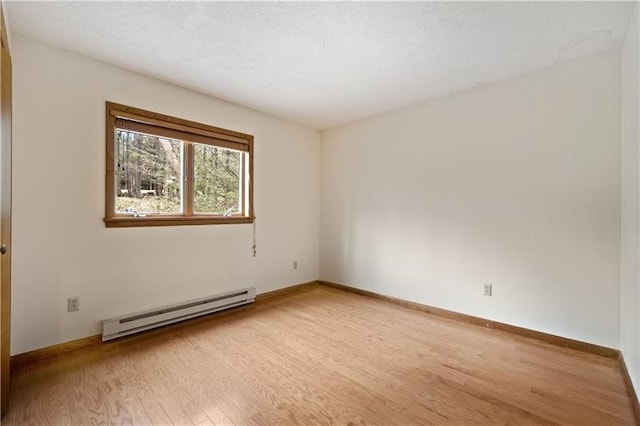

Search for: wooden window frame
xmin=104 ymin=102 xmax=254 ymax=228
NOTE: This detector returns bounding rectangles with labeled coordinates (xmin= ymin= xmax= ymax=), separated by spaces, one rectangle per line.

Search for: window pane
xmin=115 ymin=129 xmax=183 ymax=215
xmin=193 ymin=143 xmax=242 ymax=215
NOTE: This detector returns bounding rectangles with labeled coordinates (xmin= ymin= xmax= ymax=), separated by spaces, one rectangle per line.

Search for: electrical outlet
xmin=68 ymin=296 xmax=80 ymax=312
xmin=483 ymin=284 xmax=492 ymax=297
xmin=293 ymin=260 xmax=298 ymax=270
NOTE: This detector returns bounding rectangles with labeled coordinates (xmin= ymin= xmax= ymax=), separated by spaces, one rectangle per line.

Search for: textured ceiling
xmin=7 ymin=1 xmax=635 ymax=130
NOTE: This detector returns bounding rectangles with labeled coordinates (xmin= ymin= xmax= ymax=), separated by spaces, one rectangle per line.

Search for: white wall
xmin=621 ymin=3 xmax=640 ymax=395
xmin=11 ymin=35 xmax=320 ymax=355
xmin=321 ymin=50 xmax=621 ymax=348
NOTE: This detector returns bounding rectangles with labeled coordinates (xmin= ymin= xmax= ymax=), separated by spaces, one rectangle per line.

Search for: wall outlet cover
xmin=483 ymin=284 xmax=492 ymax=297
xmin=68 ymin=296 xmax=80 ymax=312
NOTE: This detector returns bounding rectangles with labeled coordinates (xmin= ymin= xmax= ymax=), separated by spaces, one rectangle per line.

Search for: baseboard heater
xmin=102 ymin=287 xmax=256 ymax=341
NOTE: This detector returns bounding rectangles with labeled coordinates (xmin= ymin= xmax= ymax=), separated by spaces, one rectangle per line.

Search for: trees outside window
xmin=105 ymin=102 xmax=254 ymax=227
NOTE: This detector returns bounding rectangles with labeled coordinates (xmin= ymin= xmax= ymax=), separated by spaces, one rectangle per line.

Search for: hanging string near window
xmin=252 ymin=215 xmax=257 ymax=257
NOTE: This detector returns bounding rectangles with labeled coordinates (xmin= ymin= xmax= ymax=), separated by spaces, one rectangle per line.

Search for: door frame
xmin=0 ymin=2 xmax=12 ymax=418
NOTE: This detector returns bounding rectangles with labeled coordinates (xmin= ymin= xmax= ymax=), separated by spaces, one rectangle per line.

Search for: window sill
xmin=104 ymin=215 xmax=255 ymax=228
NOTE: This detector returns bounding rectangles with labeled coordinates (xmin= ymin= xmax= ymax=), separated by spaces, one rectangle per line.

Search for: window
xmin=105 ymin=102 xmax=254 ymax=227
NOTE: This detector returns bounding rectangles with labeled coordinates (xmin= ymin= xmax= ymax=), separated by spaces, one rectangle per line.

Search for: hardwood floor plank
xmin=3 ymin=285 xmax=637 ymax=425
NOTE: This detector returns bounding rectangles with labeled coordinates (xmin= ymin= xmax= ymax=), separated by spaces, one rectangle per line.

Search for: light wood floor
xmin=3 ymin=285 xmax=637 ymax=425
